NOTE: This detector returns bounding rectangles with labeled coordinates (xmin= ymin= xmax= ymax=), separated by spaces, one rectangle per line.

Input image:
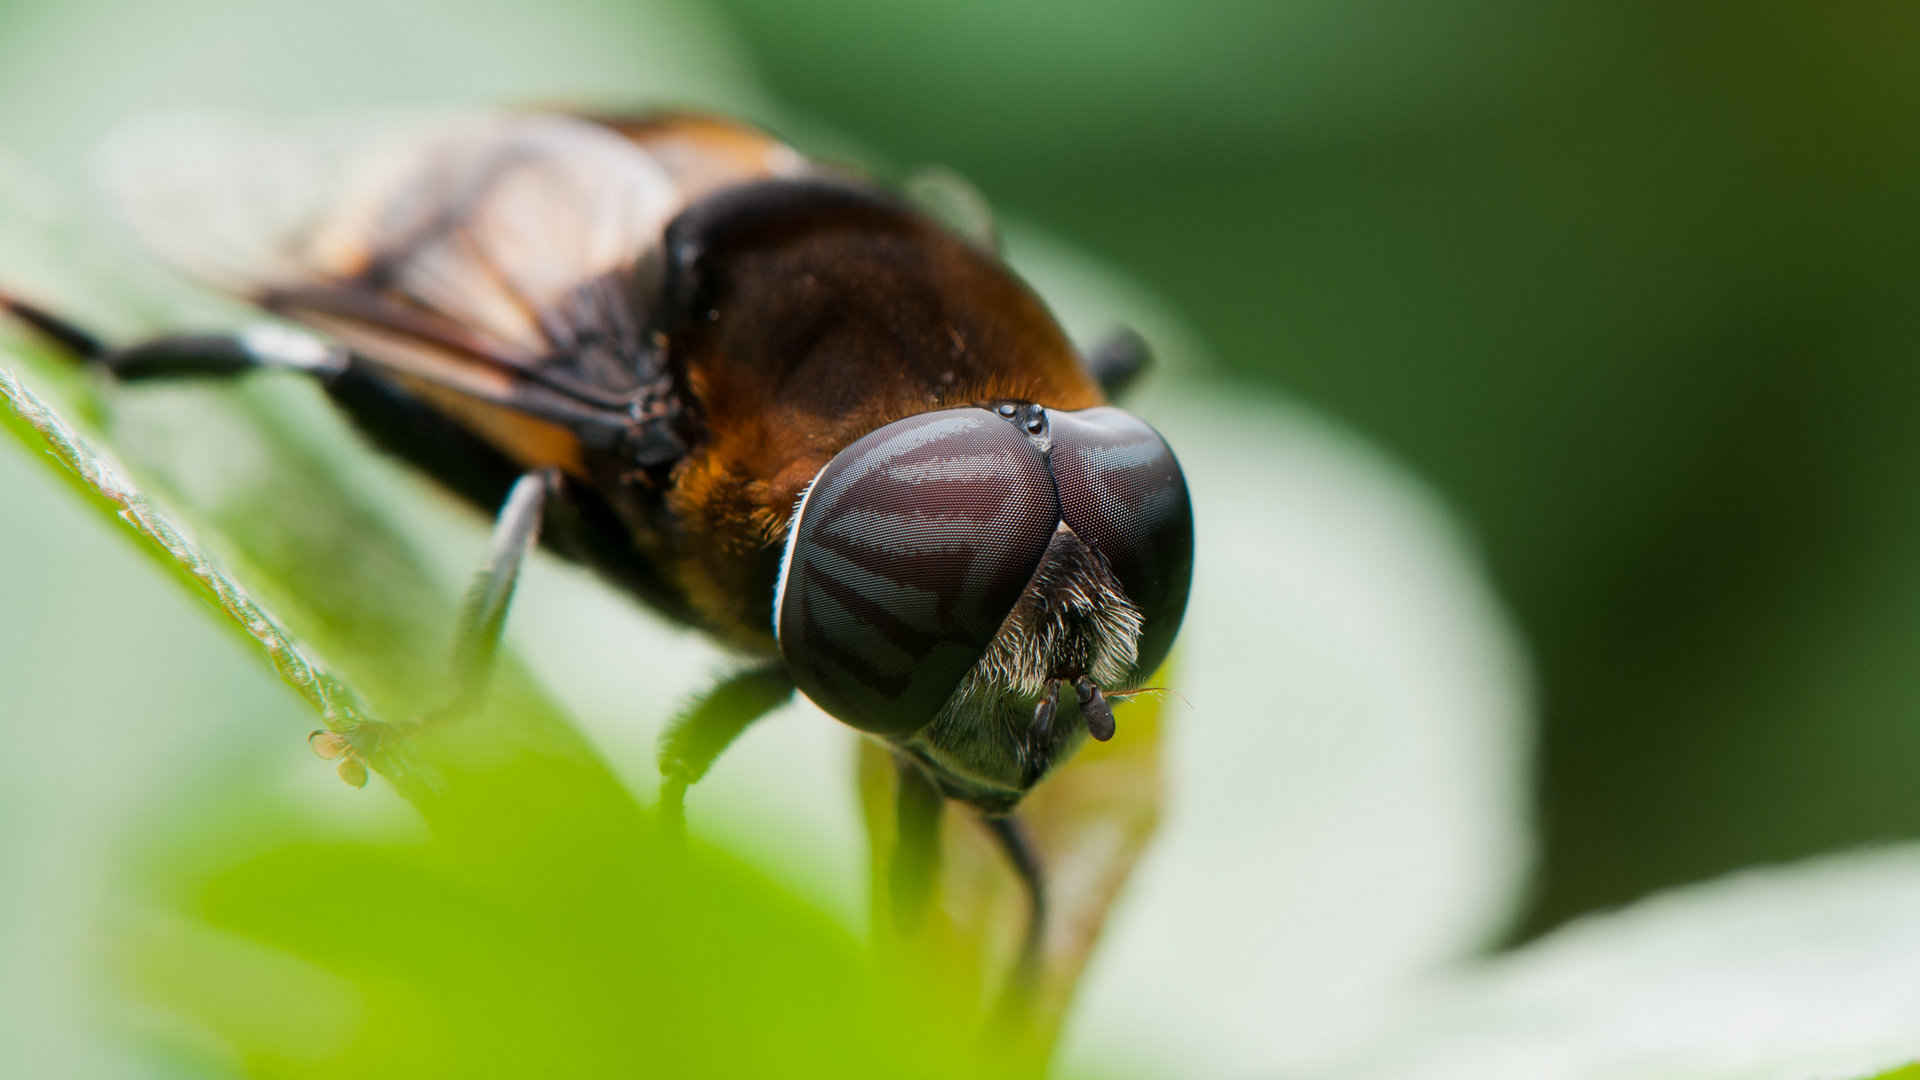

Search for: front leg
xmin=887 ymin=770 xmax=1049 ymax=1010
xmin=656 ymin=664 xmax=794 ymax=832
xmin=981 ymin=813 xmax=1048 ymax=984
xmin=889 ymin=759 xmax=947 ymax=937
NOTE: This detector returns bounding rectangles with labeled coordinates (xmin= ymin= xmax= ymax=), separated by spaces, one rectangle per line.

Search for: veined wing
xmin=101 ymin=109 xmax=810 ymax=470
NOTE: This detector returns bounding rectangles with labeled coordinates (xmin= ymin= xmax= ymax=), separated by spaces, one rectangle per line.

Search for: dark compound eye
xmin=1046 ymin=407 xmax=1194 ymax=682
xmin=775 ymin=409 xmax=1059 ymax=735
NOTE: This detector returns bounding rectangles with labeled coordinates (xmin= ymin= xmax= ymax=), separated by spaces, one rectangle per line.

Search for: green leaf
xmin=113 ymin=734 xmax=989 ymax=1079
xmin=0 ymin=360 xmax=370 ymax=733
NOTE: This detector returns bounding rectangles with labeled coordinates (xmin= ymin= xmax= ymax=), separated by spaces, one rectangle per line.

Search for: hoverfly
xmin=1 ymin=110 xmax=1192 ymax=961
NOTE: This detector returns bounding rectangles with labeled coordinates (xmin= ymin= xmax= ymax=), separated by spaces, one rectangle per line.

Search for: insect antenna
xmin=1103 ymin=685 xmax=1191 ymax=709
xmin=1074 ymin=676 xmax=1116 ymax=742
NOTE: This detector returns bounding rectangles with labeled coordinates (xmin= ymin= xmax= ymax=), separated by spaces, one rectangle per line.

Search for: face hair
xmin=770 ymin=461 xmax=829 ymax=647
xmin=916 ymin=520 xmax=1143 ymax=794
xmin=954 ymin=521 xmax=1144 ymax=704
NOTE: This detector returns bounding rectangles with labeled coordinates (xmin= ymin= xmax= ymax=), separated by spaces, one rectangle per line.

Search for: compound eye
xmin=775 ymin=409 xmax=1059 ymax=735
xmin=1046 ymin=407 xmax=1194 ymax=682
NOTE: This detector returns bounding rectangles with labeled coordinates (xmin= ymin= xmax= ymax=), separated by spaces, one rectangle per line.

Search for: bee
xmin=2 ymin=110 xmax=1192 ymax=959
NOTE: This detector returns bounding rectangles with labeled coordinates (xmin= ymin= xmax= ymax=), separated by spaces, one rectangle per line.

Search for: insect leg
xmin=0 ymin=293 xmax=107 ymax=357
xmin=442 ymin=468 xmax=559 ymax=711
xmin=656 ymin=663 xmax=793 ymax=832
xmin=981 ymin=813 xmax=1047 ymax=983
xmin=1083 ymin=326 xmax=1151 ymax=399
xmin=890 ymin=759 xmax=946 ymax=937
xmin=107 ymin=325 xmax=347 ymax=380
xmin=303 ymin=472 xmax=549 ymax=787
xmin=2 ymin=292 xmax=346 ymax=379
xmin=3 ymin=293 xmax=541 ymax=704
xmin=0 ymin=295 xmax=523 ymax=512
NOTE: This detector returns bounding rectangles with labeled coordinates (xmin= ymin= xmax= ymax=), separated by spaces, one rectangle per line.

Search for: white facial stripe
xmin=772 ymin=461 xmax=830 ymax=646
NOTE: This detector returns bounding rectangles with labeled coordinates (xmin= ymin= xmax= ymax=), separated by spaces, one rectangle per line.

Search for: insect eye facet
xmin=1045 ymin=407 xmax=1194 ymax=682
xmin=775 ymin=409 xmax=1059 ymax=735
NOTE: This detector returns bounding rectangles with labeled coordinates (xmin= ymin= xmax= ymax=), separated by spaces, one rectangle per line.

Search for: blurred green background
xmin=3 ymin=0 xmax=1919 ymax=1073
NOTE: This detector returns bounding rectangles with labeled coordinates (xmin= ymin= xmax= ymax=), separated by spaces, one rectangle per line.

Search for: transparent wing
xmin=100 ymin=110 xmax=691 ymax=359
xmin=98 ymin=110 xmax=814 ymax=472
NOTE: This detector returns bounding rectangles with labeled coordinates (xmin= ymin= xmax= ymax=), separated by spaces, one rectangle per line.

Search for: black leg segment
xmin=656 ymin=663 xmax=794 ymax=831
xmin=446 ymin=468 xmax=559 ymax=702
xmin=982 ymin=813 xmax=1048 ymax=980
xmin=1 ymin=293 xmax=347 ymax=380
xmin=106 ymin=325 xmax=346 ymax=380
xmin=1 ymin=293 xmax=107 ymax=358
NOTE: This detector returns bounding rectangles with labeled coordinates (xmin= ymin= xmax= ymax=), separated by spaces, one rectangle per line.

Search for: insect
xmin=1 ymin=110 xmax=1192 ymax=965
